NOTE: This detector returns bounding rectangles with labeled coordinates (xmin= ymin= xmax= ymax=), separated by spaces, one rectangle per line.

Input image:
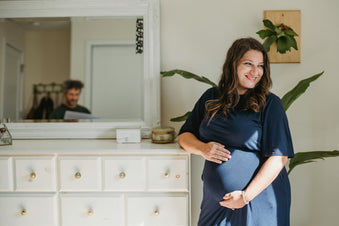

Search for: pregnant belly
xmin=202 ymin=149 xmax=261 ymax=201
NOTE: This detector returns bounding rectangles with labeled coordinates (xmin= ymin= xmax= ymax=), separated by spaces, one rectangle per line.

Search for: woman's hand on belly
xmin=219 ymin=190 xmax=247 ymax=209
xmin=201 ymin=141 xmax=232 ymax=164
xmin=178 ymin=133 xmax=231 ymax=164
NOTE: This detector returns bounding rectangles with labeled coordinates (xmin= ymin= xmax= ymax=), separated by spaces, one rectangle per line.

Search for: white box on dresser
xmin=0 ymin=140 xmax=191 ymax=226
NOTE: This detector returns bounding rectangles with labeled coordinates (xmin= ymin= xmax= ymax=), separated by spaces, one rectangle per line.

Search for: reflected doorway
xmin=2 ymin=44 xmax=24 ymax=120
xmin=87 ymin=42 xmax=144 ymax=119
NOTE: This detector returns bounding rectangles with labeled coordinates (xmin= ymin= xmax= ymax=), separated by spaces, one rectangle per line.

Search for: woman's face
xmin=236 ymin=50 xmax=264 ymax=95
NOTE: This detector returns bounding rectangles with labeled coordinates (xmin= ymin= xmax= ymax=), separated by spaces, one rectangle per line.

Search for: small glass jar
xmin=151 ymin=127 xmax=175 ymax=143
xmin=0 ymin=123 xmax=12 ymax=146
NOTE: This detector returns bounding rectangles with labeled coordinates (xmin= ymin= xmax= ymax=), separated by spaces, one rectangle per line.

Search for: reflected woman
xmin=178 ymin=37 xmax=294 ymax=226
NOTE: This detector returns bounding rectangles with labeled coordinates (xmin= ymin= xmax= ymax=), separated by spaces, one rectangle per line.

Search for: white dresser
xmin=0 ymin=140 xmax=191 ymax=226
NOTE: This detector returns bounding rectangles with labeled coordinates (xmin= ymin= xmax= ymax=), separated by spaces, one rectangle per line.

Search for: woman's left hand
xmin=219 ymin=190 xmax=247 ymax=209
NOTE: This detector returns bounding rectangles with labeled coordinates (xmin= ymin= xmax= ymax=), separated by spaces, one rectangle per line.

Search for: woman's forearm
xmin=178 ymin=132 xmax=231 ymax=164
xmin=178 ymin=132 xmax=206 ymax=155
xmin=243 ymin=155 xmax=288 ymax=203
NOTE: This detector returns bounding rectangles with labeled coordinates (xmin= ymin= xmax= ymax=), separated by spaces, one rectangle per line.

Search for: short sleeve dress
xmin=179 ymin=87 xmax=294 ymax=226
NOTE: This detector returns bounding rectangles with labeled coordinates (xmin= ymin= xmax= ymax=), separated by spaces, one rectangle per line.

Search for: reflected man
xmin=49 ymin=80 xmax=90 ymax=119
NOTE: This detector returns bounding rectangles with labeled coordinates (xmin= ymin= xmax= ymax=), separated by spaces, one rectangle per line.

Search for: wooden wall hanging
xmin=264 ymin=10 xmax=301 ymax=63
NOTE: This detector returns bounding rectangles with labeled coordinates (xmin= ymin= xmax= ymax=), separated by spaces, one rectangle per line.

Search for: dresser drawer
xmin=103 ymin=157 xmax=145 ymax=191
xmin=127 ymin=195 xmax=188 ymax=226
xmin=0 ymin=157 xmax=13 ymax=191
xmin=0 ymin=194 xmax=57 ymax=226
xmin=59 ymin=157 xmax=101 ymax=191
xmin=14 ymin=157 xmax=56 ymax=191
xmin=60 ymin=194 xmax=124 ymax=226
xmin=147 ymin=157 xmax=188 ymax=191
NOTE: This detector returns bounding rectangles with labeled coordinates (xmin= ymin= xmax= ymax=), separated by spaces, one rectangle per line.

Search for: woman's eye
xmin=244 ymin=62 xmax=252 ymax=66
xmin=259 ymin=65 xmax=264 ymax=68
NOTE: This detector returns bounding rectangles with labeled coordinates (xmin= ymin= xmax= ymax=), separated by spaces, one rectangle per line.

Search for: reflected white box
xmin=116 ymin=129 xmax=141 ymax=143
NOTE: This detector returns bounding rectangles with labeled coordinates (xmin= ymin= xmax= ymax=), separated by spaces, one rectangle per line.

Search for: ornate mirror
xmin=0 ymin=0 xmax=160 ymax=139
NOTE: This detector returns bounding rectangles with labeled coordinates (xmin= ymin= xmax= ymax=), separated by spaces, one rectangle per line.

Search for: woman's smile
xmin=245 ymin=74 xmax=259 ymax=81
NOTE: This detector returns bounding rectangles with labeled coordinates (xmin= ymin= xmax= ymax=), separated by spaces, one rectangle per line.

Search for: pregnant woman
xmin=178 ymin=38 xmax=294 ymax=226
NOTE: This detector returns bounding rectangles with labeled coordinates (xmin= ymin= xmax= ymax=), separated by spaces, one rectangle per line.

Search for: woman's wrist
xmin=242 ymin=190 xmax=249 ymax=204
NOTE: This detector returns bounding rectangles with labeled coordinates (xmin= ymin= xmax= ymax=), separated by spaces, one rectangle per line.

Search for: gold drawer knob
xmin=164 ymin=172 xmax=170 ymax=178
xmin=87 ymin=209 xmax=94 ymax=216
xmin=154 ymin=209 xmax=160 ymax=216
xmin=119 ymin=172 xmax=126 ymax=179
xmin=20 ymin=209 xmax=27 ymax=216
xmin=30 ymin=172 xmax=36 ymax=179
xmin=74 ymin=172 xmax=82 ymax=179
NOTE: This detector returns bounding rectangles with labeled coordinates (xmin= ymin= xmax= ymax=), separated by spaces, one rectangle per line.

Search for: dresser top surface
xmin=0 ymin=139 xmax=187 ymax=155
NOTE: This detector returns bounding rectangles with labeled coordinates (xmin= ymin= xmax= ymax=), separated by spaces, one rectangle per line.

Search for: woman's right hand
xmin=201 ymin=142 xmax=231 ymax=164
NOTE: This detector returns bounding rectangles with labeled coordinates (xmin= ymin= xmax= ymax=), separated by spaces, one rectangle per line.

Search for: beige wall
xmin=160 ymin=0 xmax=339 ymax=225
xmin=3 ymin=20 xmax=25 ymax=50
xmin=23 ymin=30 xmax=70 ymax=115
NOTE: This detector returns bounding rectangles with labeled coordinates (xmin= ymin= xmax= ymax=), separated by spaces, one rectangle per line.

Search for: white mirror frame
xmin=0 ymin=0 xmax=160 ymax=139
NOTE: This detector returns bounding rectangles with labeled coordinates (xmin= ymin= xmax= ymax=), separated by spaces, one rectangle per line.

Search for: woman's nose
xmin=250 ymin=66 xmax=260 ymax=76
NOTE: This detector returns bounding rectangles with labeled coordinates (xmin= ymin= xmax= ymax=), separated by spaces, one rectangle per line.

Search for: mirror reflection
xmin=0 ymin=17 xmax=144 ymax=121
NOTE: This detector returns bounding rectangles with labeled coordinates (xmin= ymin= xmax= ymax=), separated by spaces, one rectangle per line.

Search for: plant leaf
xmin=288 ymin=150 xmax=339 ymax=175
xmin=262 ymin=36 xmax=277 ymax=52
xmin=285 ymin=29 xmax=298 ymax=36
xmin=256 ymin=29 xmax=276 ymax=39
xmin=276 ymin=36 xmax=291 ymax=53
xmin=263 ymin=19 xmax=276 ymax=31
xmin=281 ymin=71 xmax=324 ymax=111
xmin=161 ymin=69 xmax=217 ymax=87
xmin=170 ymin=111 xmax=191 ymax=122
xmin=286 ymin=35 xmax=298 ymax=51
xmin=276 ymin=35 xmax=299 ymax=53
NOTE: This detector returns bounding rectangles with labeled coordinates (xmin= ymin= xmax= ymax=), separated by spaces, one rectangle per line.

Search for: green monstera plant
xmin=161 ymin=69 xmax=339 ymax=174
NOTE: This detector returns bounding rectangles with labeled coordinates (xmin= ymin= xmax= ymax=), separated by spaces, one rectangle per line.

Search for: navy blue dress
xmin=179 ymin=87 xmax=294 ymax=226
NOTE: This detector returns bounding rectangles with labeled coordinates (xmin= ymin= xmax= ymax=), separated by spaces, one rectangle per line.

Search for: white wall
xmin=160 ymin=0 xmax=339 ymax=225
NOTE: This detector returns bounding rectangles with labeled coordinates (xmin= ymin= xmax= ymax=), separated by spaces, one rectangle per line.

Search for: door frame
xmin=85 ymin=40 xmax=145 ymax=114
xmin=0 ymin=40 xmax=24 ymax=120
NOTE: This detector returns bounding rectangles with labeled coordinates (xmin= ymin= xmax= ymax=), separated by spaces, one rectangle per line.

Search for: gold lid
xmin=152 ymin=127 xmax=174 ymax=134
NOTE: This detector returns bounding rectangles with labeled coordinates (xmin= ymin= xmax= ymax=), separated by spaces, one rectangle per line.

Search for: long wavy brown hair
xmin=206 ymin=37 xmax=272 ymax=120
